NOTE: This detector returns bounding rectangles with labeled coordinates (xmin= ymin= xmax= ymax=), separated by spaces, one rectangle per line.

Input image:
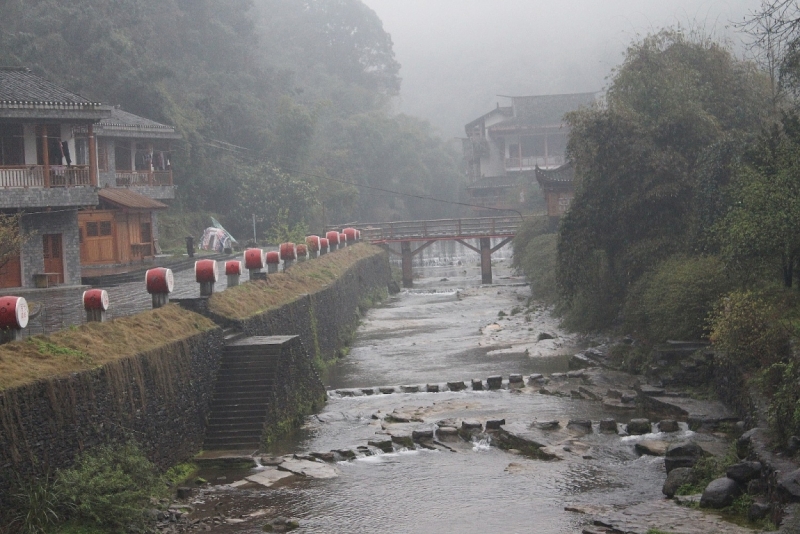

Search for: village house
xmin=0 ymin=67 xmax=111 ymax=289
xmin=77 ymin=107 xmax=180 ymax=267
xmin=463 ymin=92 xmax=596 ymax=215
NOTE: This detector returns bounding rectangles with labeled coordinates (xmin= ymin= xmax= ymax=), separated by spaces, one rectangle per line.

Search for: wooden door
xmin=0 ymin=254 xmax=21 ymax=288
xmin=42 ymin=234 xmax=64 ymax=284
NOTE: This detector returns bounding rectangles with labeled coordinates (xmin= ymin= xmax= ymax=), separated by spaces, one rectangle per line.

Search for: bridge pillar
xmin=480 ymin=237 xmax=492 ymax=284
xmin=401 ymin=241 xmax=413 ymax=288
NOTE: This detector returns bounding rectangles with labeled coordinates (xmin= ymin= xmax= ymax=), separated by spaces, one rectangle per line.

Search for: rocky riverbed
xmin=153 ymin=257 xmax=795 ymax=533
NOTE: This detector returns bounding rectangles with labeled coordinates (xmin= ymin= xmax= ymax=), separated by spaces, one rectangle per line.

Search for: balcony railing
xmin=0 ymin=165 xmax=91 ymax=188
xmin=505 ymin=155 xmax=565 ymax=170
xmin=116 ymin=170 xmax=173 ymax=187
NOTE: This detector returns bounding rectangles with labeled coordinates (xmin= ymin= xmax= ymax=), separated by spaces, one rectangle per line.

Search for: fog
xmin=363 ymin=0 xmax=764 ymax=137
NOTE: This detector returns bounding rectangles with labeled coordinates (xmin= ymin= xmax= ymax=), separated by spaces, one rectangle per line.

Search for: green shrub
xmin=517 ymin=234 xmax=558 ymax=303
xmin=56 ymin=443 xmax=164 ymax=532
xmin=624 ymin=255 xmax=730 ymax=342
xmin=759 ymin=360 xmax=800 ymax=445
xmin=9 ymin=475 xmax=64 ymax=534
xmin=708 ymin=290 xmax=791 ymax=370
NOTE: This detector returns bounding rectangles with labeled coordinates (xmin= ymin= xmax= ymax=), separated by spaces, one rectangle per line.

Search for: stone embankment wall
xmin=0 ymin=329 xmax=223 ymax=493
xmin=209 ymin=249 xmax=392 ymax=364
xmin=0 ymin=248 xmax=392 ymax=500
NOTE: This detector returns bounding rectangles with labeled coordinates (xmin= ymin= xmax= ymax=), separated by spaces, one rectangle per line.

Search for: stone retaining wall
xmin=0 ymin=328 xmax=223 ymax=498
xmin=210 ymin=249 xmax=392 ymax=364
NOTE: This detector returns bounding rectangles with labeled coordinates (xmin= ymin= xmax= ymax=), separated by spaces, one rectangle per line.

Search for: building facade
xmin=77 ymin=107 xmax=180 ymax=266
xmin=463 ymin=92 xmax=596 ymax=215
xmin=0 ymin=67 xmax=111 ymax=288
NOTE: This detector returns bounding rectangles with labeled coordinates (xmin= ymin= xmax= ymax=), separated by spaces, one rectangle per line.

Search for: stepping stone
xmin=245 ymin=468 xmax=294 ymax=487
xmin=485 ymin=419 xmax=506 ymax=430
xmin=426 ymin=384 xmax=440 ymax=392
xmin=657 ymin=419 xmax=679 ymax=433
xmin=436 ymin=426 xmax=459 ymax=441
xmin=390 ymin=431 xmax=414 ymax=448
xmin=508 ymin=374 xmax=523 ymax=384
xmin=471 ymin=379 xmax=484 ymax=390
xmin=447 ymin=381 xmax=467 ymax=391
xmin=368 ymin=438 xmax=394 ymax=453
xmin=401 ymin=385 xmax=419 ymax=393
xmin=278 ymin=458 xmax=339 ymax=479
xmin=487 ymin=376 xmax=503 ymax=389
xmin=379 ymin=387 xmax=396 ymax=394
xmin=598 ymin=418 xmax=618 ymax=433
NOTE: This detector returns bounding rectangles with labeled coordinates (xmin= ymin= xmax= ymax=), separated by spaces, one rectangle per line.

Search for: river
xmin=186 ymin=252 xmax=735 ymax=534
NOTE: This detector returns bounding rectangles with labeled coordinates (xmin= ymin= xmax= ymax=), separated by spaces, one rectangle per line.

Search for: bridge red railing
xmin=352 ymin=216 xmax=522 ymax=243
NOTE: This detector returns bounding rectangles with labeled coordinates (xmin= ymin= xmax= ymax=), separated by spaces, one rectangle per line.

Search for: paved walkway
xmin=104 ymin=259 xmax=232 ymax=320
xmin=8 ymin=259 xmax=243 ymax=337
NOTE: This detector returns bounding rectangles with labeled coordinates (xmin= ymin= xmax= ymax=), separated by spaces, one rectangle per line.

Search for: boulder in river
xmin=726 ymin=461 xmax=762 ymax=484
xmin=598 ymin=418 xmax=618 ymax=433
xmin=389 ymin=431 xmax=414 ymax=449
xmin=700 ymin=477 xmax=741 ymax=508
xmin=535 ymin=420 xmax=560 ymax=430
xmin=663 ymin=467 xmax=696 ymax=497
xmin=485 ymin=419 xmax=506 ymax=430
xmin=625 ymin=419 xmax=651 ymax=435
xmin=665 ymin=441 xmax=705 ymax=473
xmin=566 ymin=420 xmax=592 ymax=434
xmin=635 ymin=440 xmax=668 ymax=456
xmin=368 ymin=438 xmax=394 ymax=453
xmin=778 ymin=468 xmax=800 ymax=501
xmin=657 ymin=419 xmax=680 ymax=433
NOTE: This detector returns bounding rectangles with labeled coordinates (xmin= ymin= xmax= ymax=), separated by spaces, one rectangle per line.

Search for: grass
xmin=208 ymin=243 xmax=385 ymax=320
xmin=0 ymin=305 xmax=217 ymax=391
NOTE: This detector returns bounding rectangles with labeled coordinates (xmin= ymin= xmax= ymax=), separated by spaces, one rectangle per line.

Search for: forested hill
xmin=0 ymin=0 xmax=465 ymax=239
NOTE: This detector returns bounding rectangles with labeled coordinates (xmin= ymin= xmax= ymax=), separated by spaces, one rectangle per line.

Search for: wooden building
xmin=78 ymin=189 xmax=167 ymax=266
xmin=0 ymin=67 xmax=110 ymax=289
xmin=462 ymin=92 xmax=595 ymax=215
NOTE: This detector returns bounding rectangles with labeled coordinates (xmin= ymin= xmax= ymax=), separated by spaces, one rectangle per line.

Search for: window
xmin=99 ymin=221 xmax=112 ymax=236
xmin=140 ymin=222 xmax=152 ymax=244
xmin=86 ymin=222 xmax=99 ymax=237
xmin=98 ymin=140 xmax=109 ymax=172
xmin=0 ymin=124 xmax=23 ymax=165
xmin=75 ymin=138 xmax=87 ymax=166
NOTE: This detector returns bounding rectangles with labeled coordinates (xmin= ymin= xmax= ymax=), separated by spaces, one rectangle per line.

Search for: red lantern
xmin=225 ymin=260 xmax=243 ymax=276
xmin=244 ymin=248 xmax=265 ymax=270
xmin=339 ymin=233 xmax=347 ymax=244
xmin=195 ymin=259 xmax=218 ymax=283
xmin=306 ymin=235 xmax=320 ymax=253
xmin=82 ymin=289 xmax=109 ymax=311
xmin=146 ymin=268 xmax=174 ymax=294
xmin=280 ymin=242 xmax=297 ymax=261
xmin=343 ymin=228 xmax=357 ymax=243
xmin=266 ymin=251 xmax=280 ymax=264
xmin=326 ymin=231 xmax=340 ymax=245
xmin=0 ymin=296 xmax=28 ymax=329
xmin=320 ymin=238 xmax=329 ymax=250
xmin=296 ymin=244 xmax=308 ymax=257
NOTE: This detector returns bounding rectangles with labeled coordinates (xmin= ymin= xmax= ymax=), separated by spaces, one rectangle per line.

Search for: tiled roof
xmin=535 ymin=162 xmax=575 ymax=184
xmin=487 ymin=92 xmax=598 ymax=131
xmin=98 ymin=188 xmax=168 ymax=210
xmin=0 ymin=67 xmax=101 ymax=109
xmin=93 ymin=107 xmax=181 ymax=139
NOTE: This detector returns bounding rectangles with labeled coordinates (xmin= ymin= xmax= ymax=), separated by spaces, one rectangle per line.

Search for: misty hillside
xmin=0 ymin=0 xmax=466 ymax=237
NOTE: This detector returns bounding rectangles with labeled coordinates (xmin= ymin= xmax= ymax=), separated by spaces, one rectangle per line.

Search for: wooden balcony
xmin=115 ymin=170 xmax=173 ymax=187
xmin=505 ymin=155 xmax=565 ymax=171
xmin=0 ymin=165 xmax=92 ymax=188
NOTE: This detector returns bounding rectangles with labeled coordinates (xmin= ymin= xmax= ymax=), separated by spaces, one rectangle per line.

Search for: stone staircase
xmin=203 ymin=335 xmax=292 ymax=451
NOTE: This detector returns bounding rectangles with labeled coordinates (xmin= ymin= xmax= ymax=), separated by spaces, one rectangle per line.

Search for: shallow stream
xmin=193 ymin=256 xmax=718 ymax=533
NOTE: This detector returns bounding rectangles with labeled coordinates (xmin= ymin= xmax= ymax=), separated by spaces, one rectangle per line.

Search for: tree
xmin=719 ymin=113 xmax=800 ymax=287
xmin=556 ymin=31 xmax=770 ymax=328
xmin=0 ymin=214 xmax=24 ymax=272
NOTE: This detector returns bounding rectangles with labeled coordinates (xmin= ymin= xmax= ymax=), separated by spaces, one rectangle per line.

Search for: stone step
xmin=222 ymin=345 xmax=281 ymax=357
xmin=206 ymin=407 xmax=268 ymax=418
xmin=209 ymin=394 xmax=271 ymax=405
xmin=215 ymin=369 xmax=276 ymax=378
xmin=203 ymin=434 xmax=261 ymax=449
xmin=205 ymin=422 xmax=264 ymax=434
xmin=213 ymin=382 xmax=274 ymax=393
xmin=205 ymin=414 xmax=266 ymax=426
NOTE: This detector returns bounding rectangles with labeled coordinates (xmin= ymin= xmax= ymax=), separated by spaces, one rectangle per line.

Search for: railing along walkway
xmin=358 ymin=216 xmax=521 ymax=243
